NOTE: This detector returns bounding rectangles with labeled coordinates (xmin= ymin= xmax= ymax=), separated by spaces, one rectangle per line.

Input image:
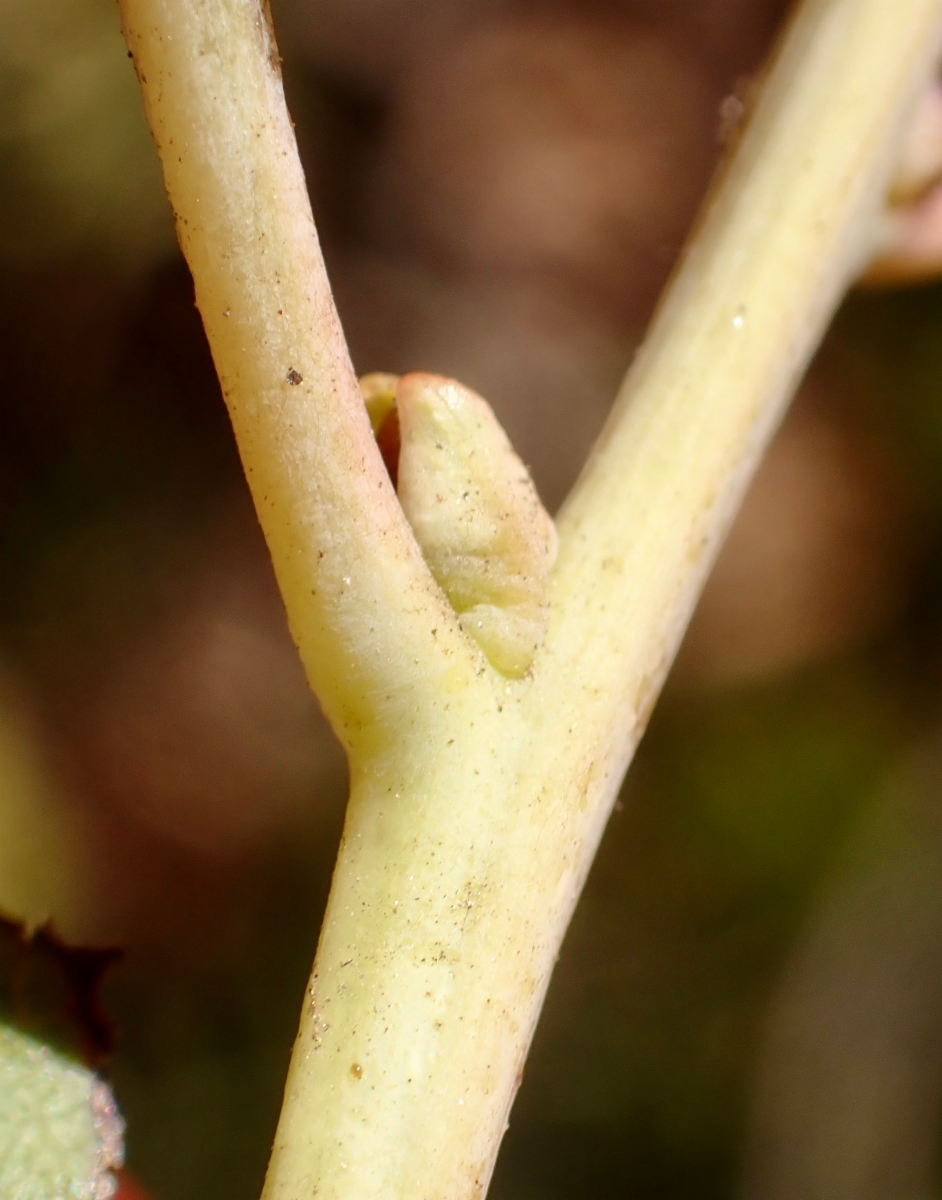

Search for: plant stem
xmin=118 ymin=0 xmax=474 ymax=758
xmin=118 ymin=0 xmax=942 ymax=1197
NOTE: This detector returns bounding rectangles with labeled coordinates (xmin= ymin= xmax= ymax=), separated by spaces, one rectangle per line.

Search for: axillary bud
xmin=359 ymin=372 xmax=557 ymax=677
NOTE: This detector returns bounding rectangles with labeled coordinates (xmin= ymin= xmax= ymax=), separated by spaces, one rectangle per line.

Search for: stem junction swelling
xmin=117 ymin=0 xmax=942 ymax=1195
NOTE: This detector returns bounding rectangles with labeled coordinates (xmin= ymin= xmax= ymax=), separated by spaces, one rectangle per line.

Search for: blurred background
xmin=3 ymin=0 xmax=942 ymax=1197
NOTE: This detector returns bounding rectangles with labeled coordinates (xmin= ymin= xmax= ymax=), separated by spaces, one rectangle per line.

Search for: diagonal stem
xmin=118 ymin=0 xmax=942 ymax=1197
xmin=118 ymin=0 xmax=475 ymax=756
xmin=541 ymin=0 xmax=942 ymax=813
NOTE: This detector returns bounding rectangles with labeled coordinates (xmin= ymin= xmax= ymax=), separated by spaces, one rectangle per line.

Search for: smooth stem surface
xmin=119 ymin=0 xmax=475 ymax=758
xmin=119 ymin=0 xmax=942 ymax=1197
xmin=542 ymin=0 xmax=942 ymax=810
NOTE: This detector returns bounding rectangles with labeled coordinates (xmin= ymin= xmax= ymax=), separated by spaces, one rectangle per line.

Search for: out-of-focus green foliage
xmin=0 ymin=1024 xmax=122 ymax=1199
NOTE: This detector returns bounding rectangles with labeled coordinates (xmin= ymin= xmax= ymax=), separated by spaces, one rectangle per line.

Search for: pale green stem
xmin=118 ymin=0 xmax=475 ymax=759
xmin=118 ymin=0 xmax=942 ymax=1198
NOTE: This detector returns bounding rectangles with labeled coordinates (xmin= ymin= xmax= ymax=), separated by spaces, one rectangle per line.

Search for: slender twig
xmin=119 ymin=0 xmax=473 ymax=757
xmin=118 ymin=0 xmax=942 ymax=1197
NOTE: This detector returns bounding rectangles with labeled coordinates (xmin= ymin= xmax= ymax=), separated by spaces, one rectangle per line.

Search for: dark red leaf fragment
xmin=0 ymin=910 xmax=123 ymax=1067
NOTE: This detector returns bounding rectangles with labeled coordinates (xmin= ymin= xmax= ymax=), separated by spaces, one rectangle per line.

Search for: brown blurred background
xmin=4 ymin=1 xmax=942 ymax=1197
